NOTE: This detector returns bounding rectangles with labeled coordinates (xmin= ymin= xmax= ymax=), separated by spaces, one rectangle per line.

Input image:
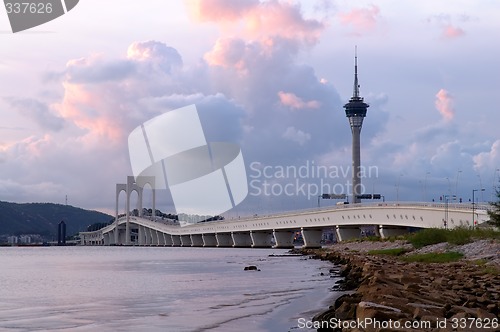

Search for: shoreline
xmin=297 ymin=239 xmax=500 ymax=332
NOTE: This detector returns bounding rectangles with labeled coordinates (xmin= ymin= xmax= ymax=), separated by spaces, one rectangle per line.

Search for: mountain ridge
xmin=0 ymin=201 xmax=113 ymax=238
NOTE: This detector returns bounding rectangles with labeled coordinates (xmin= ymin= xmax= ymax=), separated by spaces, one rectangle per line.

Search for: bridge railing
xmin=222 ymin=201 xmax=491 ymax=222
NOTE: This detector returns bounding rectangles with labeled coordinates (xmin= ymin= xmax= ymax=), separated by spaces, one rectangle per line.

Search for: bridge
xmin=80 ymin=201 xmax=490 ymax=248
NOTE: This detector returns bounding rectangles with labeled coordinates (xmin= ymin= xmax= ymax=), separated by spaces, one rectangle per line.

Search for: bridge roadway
xmin=80 ymin=202 xmax=490 ymax=248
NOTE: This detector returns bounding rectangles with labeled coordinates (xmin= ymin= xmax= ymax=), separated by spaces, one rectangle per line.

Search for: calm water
xmin=0 ymin=247 xmax=337 ymax=331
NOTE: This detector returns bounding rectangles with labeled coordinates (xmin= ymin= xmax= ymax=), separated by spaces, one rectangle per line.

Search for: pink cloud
xmin=58 ymin=81 xmax=125 ymax=143
xmin=188 ymin=0 xmax=324 ymax=44
xmin=186 ymin=0 xmax=258 ymax=22
xmin=278 ymin=91 xmax=320 ymax=110
xmin=442 ymin=25 xmax=465 ymax=39
xmin=339 ymin=5 xmax=380 ymax=33
xmin=435 ymin=89 xmax=455 ymax=122
xmin=204 ymin=38 xmax=248 ymax=69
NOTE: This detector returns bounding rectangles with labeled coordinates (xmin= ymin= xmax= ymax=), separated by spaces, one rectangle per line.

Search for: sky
xmin=1 ymin=0 xmax=499 ymax=217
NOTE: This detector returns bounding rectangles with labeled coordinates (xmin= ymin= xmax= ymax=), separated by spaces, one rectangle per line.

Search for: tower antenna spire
xmin=353 ymin=45 xmax=359 ymax=98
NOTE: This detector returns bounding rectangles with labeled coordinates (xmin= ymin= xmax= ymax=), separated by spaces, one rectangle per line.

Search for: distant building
xmin=7 ymin=236 xmax=18 ymax=244
xmin=19 ymin=235 xmax=32 ymax=244
xmin=58 ymin=220 xmax=66 ymax=245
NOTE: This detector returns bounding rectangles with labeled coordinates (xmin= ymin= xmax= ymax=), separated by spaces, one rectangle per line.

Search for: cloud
xmin=187 ymin=0 xmax=258 ymax=22
xmin=442 ymin=25 xmax=465 ymax=39
xmin=64 ymin=57 xmax=135 ymax=84
xmin=278 ymin=91 xmax=320 ymax=110
xmin=427 ymin=14 xmax=466 ymax=39
xmin=473 ymin=140 xmax=500 ymax=172
xmin=282 ymin=126 xmax=311 ymax=146
xmin=435 ymin=89 xmax=455 ymax=122
xmin=5 ymin=97 xmax=65 ymax=131
xmin=188 ymin=0 xmax=324 ymax=45
xmin=52 ymin=41 xmax=187 ymax=145
xmin=127 ymin=41 xmax=183 ymax=73
xmin=204 ymin=38 xmax=249 ymax=69
xmin=338 ymin=5 xmax=380 ymax=34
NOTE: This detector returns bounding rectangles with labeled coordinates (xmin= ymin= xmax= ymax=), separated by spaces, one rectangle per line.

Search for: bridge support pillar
xmin=216 ymin=233 xmax=233 ymax=247
xmin=108 ymin=231 xmax=115 ymax=245
xmin=138 ymin=226 xmax=145 ymax=245
xmin=144 ymin=228 xmax=152 ymax=245
xmin=190 ymin=234 xmax=204 ymax=247
xmin=273 ymin=230 xmax=295 ymax=248
xmin=301 ymin=228 xmax=323 ymax=249
xmin=151 ymin=229 xmax=159 ymax=246
xmin=171 ymin=235 xmax=181 ymax=246
xmin=202 ymin=234 xmax=217 ymax=247
xmin=164 ymin=233 xmax=173 ymax=246
xmin=231 ymin=232 xmax=252 ymax=247
xmin=250 ymin=231 xmax=273 ymax=248
xmin=117 ymin=228 xmax=127 ymax=245
xmin=335 ymin=226 xmax=360 ymax=242
xmin=103 ymin=233 xmax=110 ymax=246
xmin=114 ymin=225 xmax=119 ymax=245
xmin=379 ymin=226 xmax=408 ymax=239
xmin=180 ymin=235 xmax=192 ymax=246
xmin=125 ymin=221 xmax=131 ymax=245
xmin=158 ymin=231 xmax=166 ymax=246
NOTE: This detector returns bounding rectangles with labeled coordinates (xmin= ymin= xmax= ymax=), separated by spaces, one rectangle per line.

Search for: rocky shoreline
xmin=298 ymin=239 xmax=500 ymax=332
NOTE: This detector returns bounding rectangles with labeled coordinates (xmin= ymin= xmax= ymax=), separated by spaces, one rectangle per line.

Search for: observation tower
xmin=344 ymin=48 xmax=369 ymax=204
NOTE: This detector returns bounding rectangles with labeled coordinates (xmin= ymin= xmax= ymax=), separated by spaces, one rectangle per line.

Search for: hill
xmin=0 ymin=201 xmax=113 ymax=238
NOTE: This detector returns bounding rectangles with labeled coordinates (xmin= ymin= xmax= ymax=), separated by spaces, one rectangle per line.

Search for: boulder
xmin=243 ymin=265 xmax=259 ymax=271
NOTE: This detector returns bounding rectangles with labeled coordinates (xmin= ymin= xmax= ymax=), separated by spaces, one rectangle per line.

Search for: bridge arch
xmin=114 ymin=176 xmax=157 ymax=245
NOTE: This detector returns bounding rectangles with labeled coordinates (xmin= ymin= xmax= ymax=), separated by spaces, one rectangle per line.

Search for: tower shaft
xmin=351 ymin=126 xmax=362 ymax=203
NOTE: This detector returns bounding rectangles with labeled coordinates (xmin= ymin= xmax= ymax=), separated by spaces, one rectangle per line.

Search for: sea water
xmin=0 ymin=246 xmax=338 ymax=331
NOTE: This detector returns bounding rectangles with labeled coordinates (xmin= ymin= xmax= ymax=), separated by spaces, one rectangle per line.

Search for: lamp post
xmin=443 ymin=194 xmax=456 ymax=229
xmin=491 ymin=168 xmax=500 ymax=201
xmin=472 ymin=188 xmax=485 ymax=229
xmin=477 ymin=174 xmax=484 ymax=202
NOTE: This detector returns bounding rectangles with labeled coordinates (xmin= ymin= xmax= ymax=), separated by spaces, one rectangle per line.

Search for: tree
xmin=487 ymin=189 xmax=500 ymax=227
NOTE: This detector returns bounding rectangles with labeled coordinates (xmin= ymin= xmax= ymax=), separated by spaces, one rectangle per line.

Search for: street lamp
xmin=472 ymin=188 xmax=485 ymax=229
xmin=477 ymin=174 xmax=484 ymax=202
xmin=443 ymin=194 xmax=456 ymax=229
xmin=491 ymin=168 xmax=500 ymax=201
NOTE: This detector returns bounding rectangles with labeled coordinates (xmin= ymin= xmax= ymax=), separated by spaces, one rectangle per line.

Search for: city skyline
xmin=1 ymin=0 xmax=499 ymax=215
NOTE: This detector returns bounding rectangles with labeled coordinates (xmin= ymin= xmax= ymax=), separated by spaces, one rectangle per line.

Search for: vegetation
xmin=131 ymin=208 xmax=179 ymax=220
xmin=87 ymin=222 xmax=112 ymax=232
xmin=487 ymin=188 xmax=500 ymax=227
xmin=406 ymin=228 xmax=448 ymax=248
xmin=481 ymin=266 xmax=500 ymax=276
xmin=0 ymin=201 xmax=112 ymax=237
xmin=367 ymin=248 xmax=409 ymax=256
xmin=402 ymin=251 xmax=464 ymax=263
xmin=406 ymin=227 xmax=499 ymax=249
